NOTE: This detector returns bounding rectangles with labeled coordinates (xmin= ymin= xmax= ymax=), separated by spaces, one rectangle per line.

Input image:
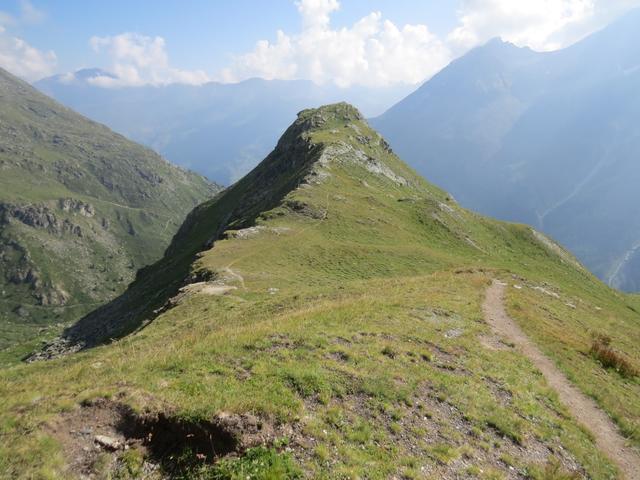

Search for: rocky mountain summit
xmin=0 ymin=67 xmax=219 ymax=362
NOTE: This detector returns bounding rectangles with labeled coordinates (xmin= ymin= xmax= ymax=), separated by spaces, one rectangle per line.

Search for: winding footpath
xmin=483 ymin=280 xmax=640 ymax=479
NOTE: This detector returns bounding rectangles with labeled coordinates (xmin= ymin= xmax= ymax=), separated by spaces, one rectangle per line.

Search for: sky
xmin=1 ymin=0 xmax=639 ymax=87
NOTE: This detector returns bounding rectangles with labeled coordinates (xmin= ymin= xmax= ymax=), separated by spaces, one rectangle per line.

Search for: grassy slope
xmin=0 ymin=104 xmax=637 ymax=479
xmin=0 ymin=68 xmax=218 ymax=361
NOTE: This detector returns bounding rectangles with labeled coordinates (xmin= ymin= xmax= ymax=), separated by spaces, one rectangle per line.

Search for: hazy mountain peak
xmin=43 ymin=67 xmax=118 ymax=85
xmin=374 ymin=10 xmax=640 ymax=291
xmin=483 ymin=36 xmax=518 ymax=49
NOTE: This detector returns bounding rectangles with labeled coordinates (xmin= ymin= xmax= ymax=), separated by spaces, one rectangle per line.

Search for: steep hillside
xmin=35 ymin=74 xmax=411 ymax=184
xmin=1 ymin=104 xmax=638 ymax=479
xmin=0 ymin=67 xmax=219 ymax=362
xmin=373 ymin=9 xmax=640 ymax=292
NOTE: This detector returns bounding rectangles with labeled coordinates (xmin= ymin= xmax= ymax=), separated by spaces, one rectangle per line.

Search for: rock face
xmin=0 ymin=66 xmax=220 ymax=359
xmin=1 ymin=202 xmax=84 ymax=236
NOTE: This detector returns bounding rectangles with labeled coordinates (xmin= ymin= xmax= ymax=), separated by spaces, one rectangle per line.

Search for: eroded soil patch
xmin=48 ymin=398 xmax=277 ymax=478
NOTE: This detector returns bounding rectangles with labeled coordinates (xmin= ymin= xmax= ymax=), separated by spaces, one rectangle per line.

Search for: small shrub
xmin=525 ymin=458 xmax=581 ymax=480
xmin=381 ymin=346 xmax=397 ymax=359
xmin=428 ymin=443 xmax=460 ymax=465
xmin=590 ymin=333 xmax=638 ymax=378
xmin=117 ymin=449 xmax=144 ymax=478
xmin=210 ymin=447 xmax=301 ymax=480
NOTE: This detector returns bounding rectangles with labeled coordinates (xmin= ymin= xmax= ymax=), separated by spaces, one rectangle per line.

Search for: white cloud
xmin=0 ymin=25 xmax=56 ymax=80
xmin=296 ymin=0 xmax=339 ymax=28
xmin=88 ymin=33 xmax=210 ymax=87
xmin=448 ymin=0 xmax=640 ymax=52
xmin=0 ymin=0 xmax=45 ymax=27
xmin=221 ymin=0 xmax=640 ymax=88
xmin=0 ymin=1 xmax=53 ymax=80
xmin=220 ymin=0 xmax=451 ymax=87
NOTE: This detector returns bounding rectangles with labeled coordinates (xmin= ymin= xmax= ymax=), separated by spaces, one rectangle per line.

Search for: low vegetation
xmin=590 ymin=333 xmax=638 ymax=378
xmin=0 ymin=104 xmax=637 ymax=478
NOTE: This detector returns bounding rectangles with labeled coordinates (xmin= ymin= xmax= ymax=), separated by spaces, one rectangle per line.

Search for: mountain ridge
xmin=29 ymin=103 xmax=414 ymax=357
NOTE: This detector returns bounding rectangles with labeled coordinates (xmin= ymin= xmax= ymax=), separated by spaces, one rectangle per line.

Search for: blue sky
xmin=1 ymin=0 xmax=639 ymax=86
xmin=1 ymin=1 xmax=458 ymax=75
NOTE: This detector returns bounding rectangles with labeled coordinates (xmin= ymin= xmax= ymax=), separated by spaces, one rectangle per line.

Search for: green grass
xmin=0 ymin=103 xmax=636 ymax=478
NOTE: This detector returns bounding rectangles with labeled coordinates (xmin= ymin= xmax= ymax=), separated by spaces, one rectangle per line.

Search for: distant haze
xmin=35 ymin=74 xmax=412 ymax=184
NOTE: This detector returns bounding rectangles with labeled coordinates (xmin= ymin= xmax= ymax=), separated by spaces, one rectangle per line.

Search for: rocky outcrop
xmin=0 ymin=202 xmax=83 ymax=236
xmin=35 ymin=285 xmax=70 ymax=306
xmin=1 ymin=238 xmax=69 ymax=307
xmin=58 ymin=198 xmax=95 ymax=217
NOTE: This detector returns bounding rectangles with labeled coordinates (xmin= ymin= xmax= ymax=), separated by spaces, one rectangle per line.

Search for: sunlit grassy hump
xmin=3 ymin=103 xmax=639 ymax=479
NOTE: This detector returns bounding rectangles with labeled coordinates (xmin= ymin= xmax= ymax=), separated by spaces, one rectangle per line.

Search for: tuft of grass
xmin=486 ymin=415 xmax=524 ymax=445
xmin=181 ymin=447 xmax=301 ymax=480
xmin=590 ymin=333 xmax=638 ymax=378
xmin=525 ymin=459 xmax=581 ymax=480
xmin=428 ymin=443 xmax=460 ymax=465
xmin=116 ymin=449 xmax=145 ymax=478
xmin=381 ymin=345 xmax=398 ymax=359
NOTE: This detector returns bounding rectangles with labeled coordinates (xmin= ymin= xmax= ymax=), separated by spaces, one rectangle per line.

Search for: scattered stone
xmin=438 ymin=202 xmax=455 ymax=213
xmin=58 ymin=198 xmax=95 ymax=217
xmin=224 ymin=226 xmax=266 ymax=239
xmin=444 ymin=328 xmax=463 ymax=339
xmin=532 ymin=286 xmax=560 ymax=299
xmin=94 ymin=435 xmax=122 ymax=451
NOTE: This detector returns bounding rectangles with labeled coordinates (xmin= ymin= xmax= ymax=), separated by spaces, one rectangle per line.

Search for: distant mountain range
xmin=0 ymin=67 xmax=218 ymax=361
xmin=373 ymin=8 xmax=640 ymax=291
xmin=35 ymin=74 xmax=412 ymax=185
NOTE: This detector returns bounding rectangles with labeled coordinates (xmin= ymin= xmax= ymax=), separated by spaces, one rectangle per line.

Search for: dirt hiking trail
xmin=483 ymin=280 xmax=640 ymax=479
